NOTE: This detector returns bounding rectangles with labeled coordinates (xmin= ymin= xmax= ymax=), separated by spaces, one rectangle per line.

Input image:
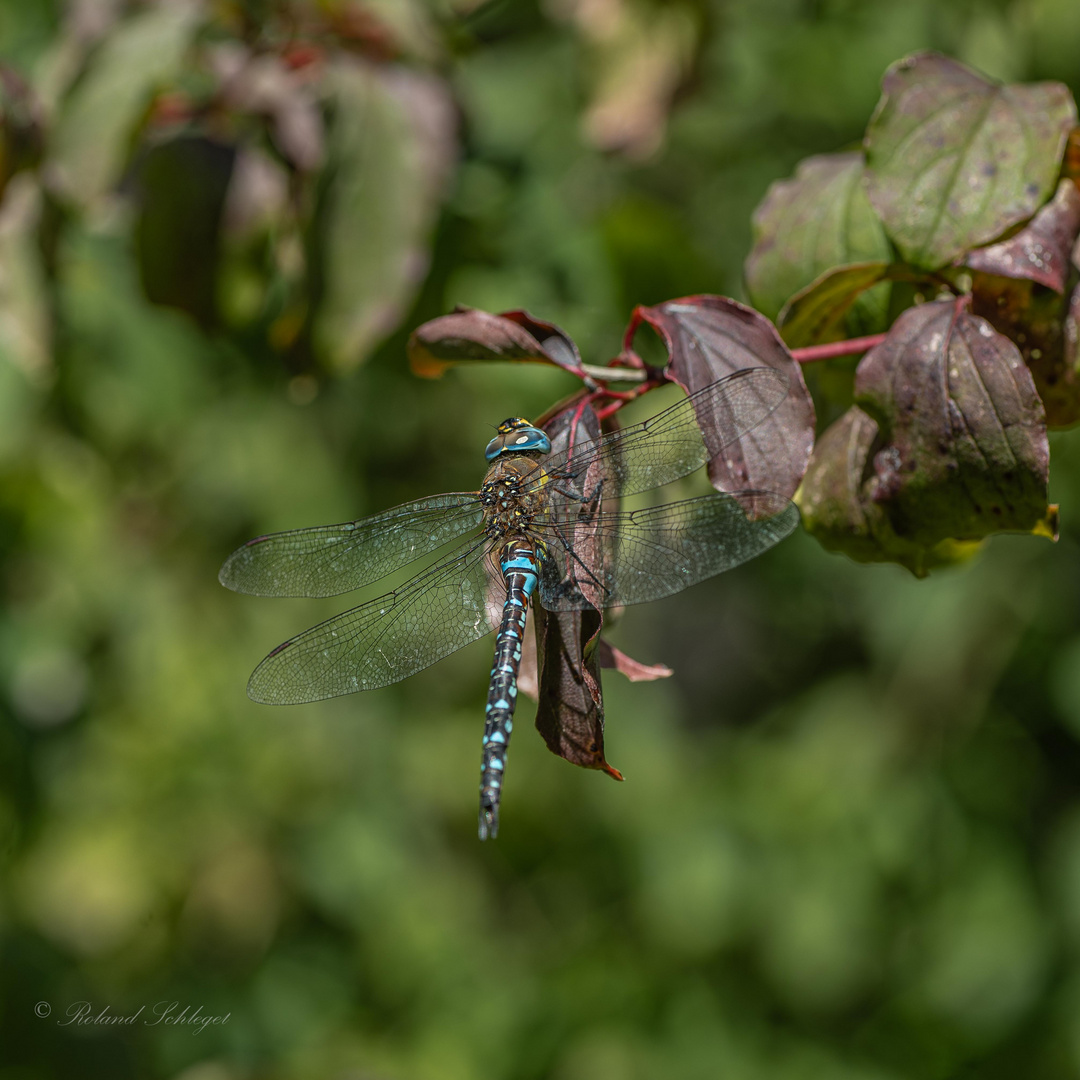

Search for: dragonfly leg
xmin=479 ymin=539 xmax=538 ymax=840
xmin=548 ymin=476 xmax=606 ymax=513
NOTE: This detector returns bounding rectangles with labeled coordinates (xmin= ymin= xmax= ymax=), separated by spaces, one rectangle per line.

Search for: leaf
xmin=970 ymin=271 xmax=1077 ymax=429
xmin=48 ymin=3 xmax=202 ymax=206
xmin=865 ymin=52 xmax=1077 ymax=269
xmin=344 ymin=0 xmax=443 ymax=62
xmin=0 ymin=67 xmax=44 ymax=200
xmin=408 ymin=307 xmax=585 ymax=378
xmin=778 ymin=262 xmax=893 ymax=348
xmin=745 ymin=152 xmax=892 ymax=323
xmin=532 ymin=605 xmax=622 ymax=778
xmin=797 ymin=406 xmax=983 ymax=577
xmin=596 ymin=640 xmax=672 ymax=682
xmin=0 ymin=172 xmax=50 ymax=380
xmin=965 ymin=179 xmax=1080 ymax=293
xmin=1065 ymin=284 xmax=1080 ymax=419
xmin=527 ymin=396 xmax=622 ymax=779
xmin=854 ymin=298 xmax=1054 ymax=545
xmin=626 ymin=295 xmax=815 ymax=501
xmin=217 ymin=147 xmax=297 ymax=330
xmin=498 ymin=310 xmax=585 ymax=373
xmin=0 ymin=179 xmax=55 ymax=465
xmin=569 ymin=2 xmax=697 ymax=160
xmin=315 ymin=59 xmax=455 ymax=370
xmin=135 ymin=136 xmax=236 ymax=329
xmin=220 ymin=52 xmax=325 ymax=172
xmin=797 ymin=406 xmax=879 ymax=560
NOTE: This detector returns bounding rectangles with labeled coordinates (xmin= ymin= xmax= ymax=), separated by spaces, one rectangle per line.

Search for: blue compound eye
xmin=484 ymin=426 xmax=552 ymax=461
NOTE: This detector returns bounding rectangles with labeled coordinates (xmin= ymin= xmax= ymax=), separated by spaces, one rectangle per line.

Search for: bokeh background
xmin=5 ymin=1 xmax=1080 ymax=1078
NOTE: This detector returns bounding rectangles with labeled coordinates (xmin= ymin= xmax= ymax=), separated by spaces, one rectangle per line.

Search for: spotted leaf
xmin=854 ymin=298 xmax=1056 ymax=545
xmin=865 ymin=53 xmax=1076 ymax=269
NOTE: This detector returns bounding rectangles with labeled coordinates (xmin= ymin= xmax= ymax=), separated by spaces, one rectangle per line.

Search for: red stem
xmin=790 ymin=333 xmax=888 ymax=364
xmin=584 ymin=328 xmax=894 ymax=421
xmin=591 ymin=377 xmax=663 ymax=421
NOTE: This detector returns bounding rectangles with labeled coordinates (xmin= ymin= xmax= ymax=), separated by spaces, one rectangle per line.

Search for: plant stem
xmin=790 ymin=333 xmax=888 ymax=363
xmin=580 ymin=363 xmax=650 ymax=382
xmin=583 ymin=331 xmax=889 ymax=385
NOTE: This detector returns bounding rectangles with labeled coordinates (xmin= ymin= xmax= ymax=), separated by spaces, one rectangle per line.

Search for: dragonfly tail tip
xmin=478 ymin=806 xmax=500 ymax=841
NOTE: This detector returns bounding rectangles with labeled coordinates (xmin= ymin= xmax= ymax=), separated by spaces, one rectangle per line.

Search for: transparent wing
xmin=538 ymin=368 xmax=788 ymax=501
xmin=535 ymin=491 xmax=799 ymax=611
xmin=219 ymin=494 xmax=484 ymax=598
xmin=247 ymin=538 xmax=499 ymax=702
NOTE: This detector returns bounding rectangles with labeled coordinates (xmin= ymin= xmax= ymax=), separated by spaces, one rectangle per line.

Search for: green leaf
xmin=48 ymin=4 xmax=201 ymax=206
xmin=745 ymin=152 xmax=892 ymax=322
xmin=854 ymin=298 xmax=1055 ymax=545
xmin=865 ymin=52 xmax=1077 ymax=269
xmin=135 ymin=136 xmax=236 ymax=329
xmin=315 ymin=59 xmax=455 ymax=370
xmin=778 ymin=262 xmax=893 ymax=348
xmin=0 ymin=176 xmax=48 ymax=461
xmin=0 ymin=68 xmax=44 ymax=199
xmin=796 ymin=405 xmax=982 ymax=577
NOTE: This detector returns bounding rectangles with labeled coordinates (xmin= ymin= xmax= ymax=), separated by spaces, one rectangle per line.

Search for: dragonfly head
xmin=485 ymin=417 xmax=552 ymax=462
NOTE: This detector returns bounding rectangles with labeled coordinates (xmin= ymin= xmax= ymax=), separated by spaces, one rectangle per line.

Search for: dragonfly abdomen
xmin=478 ymin=537 xmax=539 ymax=841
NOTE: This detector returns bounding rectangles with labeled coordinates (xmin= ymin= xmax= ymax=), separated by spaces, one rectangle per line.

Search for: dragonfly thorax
xmin=479 ymin=457 xmax=549 ymax=540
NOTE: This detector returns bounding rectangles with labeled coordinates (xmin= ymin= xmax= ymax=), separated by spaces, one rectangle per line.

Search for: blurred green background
xmin=5 ymin=1 xmax=1080 ymax=1078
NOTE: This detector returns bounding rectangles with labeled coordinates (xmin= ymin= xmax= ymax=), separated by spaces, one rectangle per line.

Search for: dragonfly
xmin=219 ymin=368 xmax=800 ymax=839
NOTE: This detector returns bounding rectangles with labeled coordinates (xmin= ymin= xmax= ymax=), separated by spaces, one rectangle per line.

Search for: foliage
xmin=5 ymin=3 xmax=1080 ymax=1080
xmin=745 ymin=51 xmax=1078 ymax=576
xmin=412 ymin=53 xmax=1080 ymax=580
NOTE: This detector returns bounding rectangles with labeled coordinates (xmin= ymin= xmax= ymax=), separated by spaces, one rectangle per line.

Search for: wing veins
xmin=248 ymin=536 xmax=497 ymax=702
xmin=221 ymin=494 xmax=483 ymax=598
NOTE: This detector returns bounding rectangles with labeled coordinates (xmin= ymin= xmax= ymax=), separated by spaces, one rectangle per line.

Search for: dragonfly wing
xmin=536 ymin=492 xmax=799 ymax=611
xmin=247 ymin=538 xmax=500 ymax=703
xmin=220 ymin=494 xmax=483 ymax=597
xmin=542 ymin=368 xmax=788 ymax=500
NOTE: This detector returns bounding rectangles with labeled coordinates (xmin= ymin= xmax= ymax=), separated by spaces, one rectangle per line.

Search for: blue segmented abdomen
xmin=478 ymin=537 xmax=539 ymax=841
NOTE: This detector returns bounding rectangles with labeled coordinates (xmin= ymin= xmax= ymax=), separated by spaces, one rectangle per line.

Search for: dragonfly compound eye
xmin=484 ymin=424 xmax=552 ymax=461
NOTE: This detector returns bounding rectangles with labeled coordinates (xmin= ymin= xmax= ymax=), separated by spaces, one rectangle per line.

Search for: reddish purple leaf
xmin=526 ymin=393 xmax=622 ymax=779
xmin=532 ymin=606 xmax=623 ymax=777
xmin=597 ymin=640 xmax=672 ymax=682
xmin=1067 ymin=283 xmax=1080 ymax=402
xmin=854 ymin=299 xmax=1053 ymax=545
xmin=965 ymin=179 xmax=1080 ymax=293
xmin=625 ymin=295 xmax=815 ymax=501
xmin=499 ymin=310 xmax=584 ymax=374
xmin=408 ymin=307 xmax=585 ymax=378
xmin=971 ymin=270 xmax=1077 ymax=428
